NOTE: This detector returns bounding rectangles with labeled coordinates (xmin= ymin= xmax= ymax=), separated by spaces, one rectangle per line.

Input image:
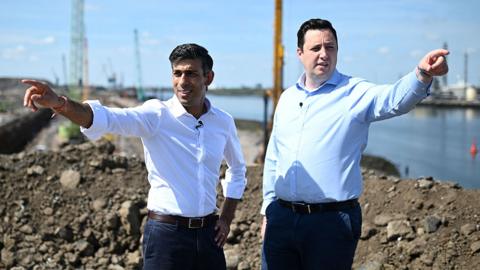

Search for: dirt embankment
xmin=1 ymin=140 xmax=480 ymax=269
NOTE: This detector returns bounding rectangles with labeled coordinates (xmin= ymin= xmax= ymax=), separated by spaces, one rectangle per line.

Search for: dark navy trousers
xmin=142 ymin=219 xmax=226 ymax=270
xmin=262 ymin=200 xmax=362 ymax=270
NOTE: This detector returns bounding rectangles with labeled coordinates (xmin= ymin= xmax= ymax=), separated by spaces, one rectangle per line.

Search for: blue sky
xmin=1 ymin=0 xmax=479 ymax=88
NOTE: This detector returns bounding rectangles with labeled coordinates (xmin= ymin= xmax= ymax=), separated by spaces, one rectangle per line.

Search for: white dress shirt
xmin=81 ymin=96 xmax=247 ymax=217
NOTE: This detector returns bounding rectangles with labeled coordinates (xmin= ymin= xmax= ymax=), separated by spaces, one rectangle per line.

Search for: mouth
xmin=178 ymin=89 xmax=192 ymax=95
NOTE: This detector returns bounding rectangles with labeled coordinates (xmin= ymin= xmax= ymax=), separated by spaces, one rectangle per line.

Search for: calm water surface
xmin=188 ymin=94 xmax=480 ymax=189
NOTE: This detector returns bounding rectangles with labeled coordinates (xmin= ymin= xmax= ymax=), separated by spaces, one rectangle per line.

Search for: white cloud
xmin=424 ymin=32 xmax=440 ymax=41
xmin=2 ymin=45 xmax=27 ymax=60
xmin=85 ymin=3 xmax=101 ymax=12
xmin=410 ymin=49 xmax=423 ymax=58
xmin=0 ymin=35 xmax=56 ymax=46
xmin=377 ymin=46 xmax=390 ymax=55
xmin=32 ymin=36 xmax=55 ymax=45
xmin=141 ymin=31 xmax=160 ymax=46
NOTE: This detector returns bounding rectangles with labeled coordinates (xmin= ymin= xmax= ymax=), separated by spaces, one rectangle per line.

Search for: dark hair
xmin=169 ymin=43 xmax=213 ymax=74
xmin=297 ymin=18 xmax=338 ymax=50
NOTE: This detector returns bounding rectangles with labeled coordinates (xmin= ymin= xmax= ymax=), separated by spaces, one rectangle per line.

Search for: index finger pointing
xmin=428 ymin=49 xmax=450 ymax=59
xmin=21 ymin=79 xmax=45 ymax=88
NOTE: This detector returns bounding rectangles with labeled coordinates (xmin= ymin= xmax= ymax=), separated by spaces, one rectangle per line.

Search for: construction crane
xmin=134 ymin=29 xmax=145 ymax=101
xmin=82 ymin=38 xmax=89 ymax=101
xmin=69 ymin=0 xmax=84 ymax=89
xmin=272 ymin=0 xmax=284 ymax=114
xmin=262 ymin=0 xmax=284 ymax=161
xmin=102 ymin=58 xmax=117 ymax=90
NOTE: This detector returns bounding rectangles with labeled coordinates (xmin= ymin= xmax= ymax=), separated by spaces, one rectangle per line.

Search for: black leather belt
xmin=147 ymin=211 xmax=218 ymax=229
xmin=278 ymin=199 xmax=358 ymax=214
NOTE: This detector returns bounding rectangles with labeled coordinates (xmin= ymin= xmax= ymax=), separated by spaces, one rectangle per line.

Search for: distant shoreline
xmin=418 ymin=99 xmax=480 ymax=109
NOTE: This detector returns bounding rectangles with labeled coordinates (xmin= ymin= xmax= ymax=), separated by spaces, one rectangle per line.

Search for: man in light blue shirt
xmin=261 ymin=18 xmax=449 ymax=270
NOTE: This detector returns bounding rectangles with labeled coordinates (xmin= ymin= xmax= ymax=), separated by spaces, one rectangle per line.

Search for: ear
xmin=296 ymin=47 xmax=303 ymax=58
xmin=205 ymin=71 xmax=214 ymax=86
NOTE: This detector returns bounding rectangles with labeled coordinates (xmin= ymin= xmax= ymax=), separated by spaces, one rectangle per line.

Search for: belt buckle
xmin=188 ymin=218 xmax=204 ymax=228
xmin=292 ymin=202 xmax=312 ymax=214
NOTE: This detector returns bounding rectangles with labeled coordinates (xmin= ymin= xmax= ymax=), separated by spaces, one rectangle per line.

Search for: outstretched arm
xmin=415 ymin=49 xmax=449 ymax=84
xmin=22 ymin=79 xmax=93 ymax=128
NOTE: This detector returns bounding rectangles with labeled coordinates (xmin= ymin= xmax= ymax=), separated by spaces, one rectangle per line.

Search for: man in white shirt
xmin=23 ymin=43 xmax=247 ymax=270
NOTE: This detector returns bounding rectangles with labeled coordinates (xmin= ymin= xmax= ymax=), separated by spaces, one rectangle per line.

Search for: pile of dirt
xmin=1 ymin=140 xmax=480 ymax=269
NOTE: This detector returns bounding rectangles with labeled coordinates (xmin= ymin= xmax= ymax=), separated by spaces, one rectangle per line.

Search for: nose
xmin=319 ymin=47 xmax=327 ymax=59
xmin=178 ymin=74 xmax=189 ymax=87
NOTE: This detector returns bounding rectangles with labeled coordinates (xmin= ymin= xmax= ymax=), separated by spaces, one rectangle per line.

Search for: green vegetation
xmin=0 ymin=101 xmax=13 ymax=113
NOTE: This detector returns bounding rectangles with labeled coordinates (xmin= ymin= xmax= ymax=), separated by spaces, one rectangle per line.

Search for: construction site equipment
xmin=69 ymin=0 xmax=84 ymax=87
xmin=262 ymin=0 xmax=284 ymax=159
xmin=272 ymin=0 xmax=284 ymax=114
xmin=134 ymin=29 xmax=145 ymax=101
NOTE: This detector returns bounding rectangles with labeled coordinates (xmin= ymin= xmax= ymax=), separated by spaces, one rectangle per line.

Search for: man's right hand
xmin=261 ymin=216 xmax=267 ymax=240
xmin=22 ymin=79 xmax=94 ymax=128
xmin=22 ymin=79 xmax=62 ymax=112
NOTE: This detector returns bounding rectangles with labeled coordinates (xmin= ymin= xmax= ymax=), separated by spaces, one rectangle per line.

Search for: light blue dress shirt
xmin=261 ymin=69 xmax=430 ymax=214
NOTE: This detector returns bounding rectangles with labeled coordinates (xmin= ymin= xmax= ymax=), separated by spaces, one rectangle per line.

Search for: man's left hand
xmin=214 ymin=218 xmax=230 ymax=247
xmin=418 ymin=49 xmax=449 ymax=77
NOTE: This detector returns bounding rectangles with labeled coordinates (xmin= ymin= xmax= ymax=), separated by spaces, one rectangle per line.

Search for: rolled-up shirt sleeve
xmin=80 ymin=100 xmax=109 ymax=140
xmin=80 ymin=99 xmax=162 ymax=140
xmin=220 ymin=119 xmax=247 ymax=199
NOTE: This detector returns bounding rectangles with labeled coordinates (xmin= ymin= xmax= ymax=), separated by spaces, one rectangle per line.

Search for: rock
xmin=91 ymin=198 xmax=107 ymax=212
xmin=423 ymin=215 xmax=442 ymax=233
xmin=1 ymin=249 xmax=15 ymax=267
xmin=105 ymin=212 xmax=120 ymax=230
xmin=238 ymin=261 xmax=251 ymax=270
xmin=357 ymin=252 xmax=386 ymax=270
xmin=225 ymin=248 xmax=240 ymax=270
xmin=27 ymin=165 xmax=44 ymax=176
xmin=59 ymin=169 xmax=81 ymax=189
xmin=118 ymin=201 xmax=141 ymax=236
xmin=374 ymin=213 xmax=407 ymax=226
xmin=74 ymin=240 xmax=94 ymax=257
xmin=107 ymin=264 xmax=125 ymax=270
xmin=471 ymin=241 xmax=480 ymax=254
xmin=417 ymin=179 xmax=433 ymax=189
xmin=360 ymin=223 xmax=378 ymax=240
xmin=126 ymin=250 xmax=141 ymax=266
xmin=55 ymin=225 xmax=74 ymax=242
xmin=43 ymin=207 xmax=54 ymax=216
xmin=18 ymin=224 xmax=33 ymax=234
xmin=461 ymin=223 xmax=476 ymax=236
xmin=386 ymin=220 xmax=414 ymax=241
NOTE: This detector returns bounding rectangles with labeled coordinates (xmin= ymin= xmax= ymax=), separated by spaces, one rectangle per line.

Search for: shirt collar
xmin=296 ymin=69 xmax=342 ymax=93
xmin=169 ymin=95 xmax=215 ymax=118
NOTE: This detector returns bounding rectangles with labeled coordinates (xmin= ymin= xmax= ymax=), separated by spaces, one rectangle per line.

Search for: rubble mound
xmin=1 ymin=140 xmax=480 ymax=269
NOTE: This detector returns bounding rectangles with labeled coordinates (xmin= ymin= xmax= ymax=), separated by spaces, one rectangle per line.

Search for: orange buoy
xmin=470 ymin=138 xmax=478 ymax=156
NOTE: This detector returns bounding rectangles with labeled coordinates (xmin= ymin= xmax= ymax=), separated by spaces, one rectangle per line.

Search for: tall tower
xmin=464 ymin=51 xmax=469 ymax=89
xmin=134 ymin=29 xmax=144 ymax=101
xmin=69 ymin=0 xmax=85 ymax=87
xmin=442 ymin=42 xmax=448 ymax=88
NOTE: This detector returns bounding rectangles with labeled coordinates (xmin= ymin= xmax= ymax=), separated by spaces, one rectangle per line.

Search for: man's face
xmin=172 ymin=58 xmax=213 ymax=113
xmin=297 ymin=29 xmax=338 ymax=83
